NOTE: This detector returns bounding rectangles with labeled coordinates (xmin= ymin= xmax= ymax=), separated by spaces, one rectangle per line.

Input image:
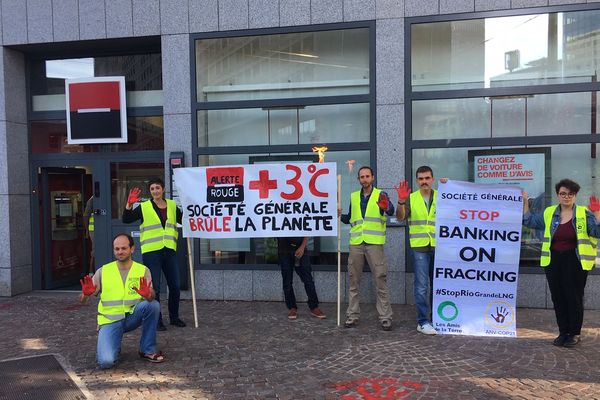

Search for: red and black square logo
xmin=66 ymin=77 xmax=127 ymax=143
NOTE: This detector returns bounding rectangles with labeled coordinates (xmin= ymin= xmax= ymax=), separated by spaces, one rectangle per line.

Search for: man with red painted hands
xmin=396 ymin=166 xmax=447 ymax=336
xmin=80 ymin=233 xmax=164 ymax=368
xmin=338 ymin=166 xmax=394 ymax=331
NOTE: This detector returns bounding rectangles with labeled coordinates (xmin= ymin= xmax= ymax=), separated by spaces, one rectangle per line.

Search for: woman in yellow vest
xmin=523 ymin=179 xmax=600 ymax=347
xmin=123 ymin=178 xmax=185 ymax=331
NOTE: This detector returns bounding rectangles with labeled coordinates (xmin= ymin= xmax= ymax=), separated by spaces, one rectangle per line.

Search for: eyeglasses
xmin=558 ymin=192 xmax=576 ymax=198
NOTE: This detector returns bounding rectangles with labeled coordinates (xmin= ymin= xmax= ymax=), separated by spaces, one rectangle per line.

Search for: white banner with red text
xmin=173 ymin=163 xmax=338 ymax=238
xmin=433 ymin=180 xmax=523 ymax=337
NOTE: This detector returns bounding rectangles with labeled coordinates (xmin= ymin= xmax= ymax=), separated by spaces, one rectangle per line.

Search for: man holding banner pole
xmin=396 ymin=166 xmax=445 ymax=336
xmin=339 ymin=166 xmax=394 ymax=331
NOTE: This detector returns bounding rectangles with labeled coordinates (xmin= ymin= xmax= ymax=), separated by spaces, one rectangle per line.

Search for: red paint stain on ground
xmin=332 ymin=377 xmax=423 ymax=400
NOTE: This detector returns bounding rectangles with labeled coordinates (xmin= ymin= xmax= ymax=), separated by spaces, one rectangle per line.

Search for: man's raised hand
xmin=589 ymin=195 xmax=600 ymax=213
xmin=127 ymin=187 xmax=142 ymax=208
xmin=394 ymin=180 xmax=411 ymax=202
xmin=377 ymin=192 xmax=390 ymax=211
xmin=133 ymin=277 xmax=152 ymax=300
xmin=80 ymin=275 xmax=97 ymax=297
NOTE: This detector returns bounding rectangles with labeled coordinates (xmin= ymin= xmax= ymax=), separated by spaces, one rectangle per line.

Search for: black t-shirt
xmin=277 ymin=237 xmax=304 ymax=254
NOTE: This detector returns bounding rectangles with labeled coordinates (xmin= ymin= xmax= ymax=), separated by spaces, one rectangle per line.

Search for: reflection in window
xmin=31 ymin=117 xmax=164 ymax=154
xmin=412 ymin=92 xmax=598 ymax=139
xmin=196 ymin=29 xmax=370 ymax=101
xmin=197 ymin=103 xmax=369 ymax=147
xmin=411 ymin=10 xmax=600 ymax=91
xmin=30 ymin=54 xmax=163 ymax=111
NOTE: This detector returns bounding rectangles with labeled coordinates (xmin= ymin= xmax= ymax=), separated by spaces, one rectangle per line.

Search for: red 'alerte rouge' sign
xmin=206 ymin=167 xmax=245 ymax=202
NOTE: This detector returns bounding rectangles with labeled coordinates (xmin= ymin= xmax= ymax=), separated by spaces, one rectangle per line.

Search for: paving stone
xmin=0 ymin=294 xmax=599 ymax=399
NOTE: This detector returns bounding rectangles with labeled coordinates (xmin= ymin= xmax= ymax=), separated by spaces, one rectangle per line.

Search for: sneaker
xmin=563 ymin=334 xmax=580 ymax=347
xmin=344 ymin=317 xmax=358 ymax=328
xmin=170 ymin=318 xmax=186 ymax=327
xmin=417 ymin=323 xmax=437 ymax=335
xmin=157 ymin=320 xmax=167 ymax=331
xmin=381 ymin=320 xmax=392 ymax=331
xmin=288 ymin=308 xmax=298 ymax=320
xmin=310 ymin=307 xmax=326 ymax=319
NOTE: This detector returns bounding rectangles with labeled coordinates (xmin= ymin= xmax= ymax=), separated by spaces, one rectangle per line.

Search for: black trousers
xmin=545 ymin=249 xmax=589 ymax=335
xmin=280 ymin=252 xmax=319 ymax=310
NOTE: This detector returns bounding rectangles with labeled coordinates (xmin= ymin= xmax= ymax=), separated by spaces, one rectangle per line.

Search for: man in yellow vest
xmin=123 ymin=178 xmax=185 ymax=331
xmin=338 ymin=166 xmax=394 ymax=331
xmin=396 ymin=166 xmax=445 ymax=336
xmin=80 ymin=233 xmax=164 ymax=368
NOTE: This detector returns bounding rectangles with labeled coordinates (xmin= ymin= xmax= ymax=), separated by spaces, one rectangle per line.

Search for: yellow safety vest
xmin=349 ymin=188 xmax=387 ymax=245
xmin=88 ymin=214 xmax=94 ymax=232
xmin=139 ymin=200 xmax=178 ymax=254
xmin=408 ymin=190 xmax=436 ymax=248
xmin=97 ymin=261 xmax=146 ymax=326
xmin=540 ymin=205 xmax=597 ymax=270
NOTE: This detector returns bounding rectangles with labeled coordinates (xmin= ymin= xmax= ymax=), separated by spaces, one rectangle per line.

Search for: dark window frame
xmin=405 ymin=3 xmax=600 ymax=275
xmin=190 ymin=21 xmax=377 ymax=271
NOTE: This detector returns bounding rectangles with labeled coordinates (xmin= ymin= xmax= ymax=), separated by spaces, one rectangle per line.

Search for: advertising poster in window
xmin=433 ymin=180 xmax=523 ymax=337
xmin=173 ymin=163 xmax=337 ymax=238
xmin=469 ymin=148 xmax=550 ymax=199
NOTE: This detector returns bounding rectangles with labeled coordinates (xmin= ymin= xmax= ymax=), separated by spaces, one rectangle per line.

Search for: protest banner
xmin=433 ymin=180 xmax=523 ymax=337
xmin=173 ymin=163 xmax=338 ymax=238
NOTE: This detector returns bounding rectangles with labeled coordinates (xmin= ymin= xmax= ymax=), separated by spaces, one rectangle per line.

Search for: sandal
xmin=138 ymin=351 xmax=165 ymax=363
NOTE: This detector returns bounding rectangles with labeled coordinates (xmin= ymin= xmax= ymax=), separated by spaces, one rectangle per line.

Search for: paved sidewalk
xmin=1 ymin=292 xmax=599 ymax=400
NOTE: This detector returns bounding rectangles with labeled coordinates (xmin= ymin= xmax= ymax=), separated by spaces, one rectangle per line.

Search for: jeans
xmin=412 ymin=249 xmax=434 ymax=326
xmin=346 ymin=243 xmax=393 ymax=322
xmin=96 ymin=300 xmax=160 ymax=369
xmin=143 ymin=248 xmax=181 ymax=323
xmin=280 ymin=252 xmax=319 ymax=310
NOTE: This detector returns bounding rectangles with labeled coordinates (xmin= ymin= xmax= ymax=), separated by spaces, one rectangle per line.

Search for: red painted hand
xmin=589 ymin=195 xmax=600 ymax=213
xmin=394 ymin=180 xmax=411 ymax=202
xmin=80 ymin=275 xmax=97 ymax=296
xmin=377 ymin=193 xmax=389 ymax=211
xmin=127 ymin=187 xmax=141 ymax=207
xmin=132 ymin=277 xmax=151 ymax=299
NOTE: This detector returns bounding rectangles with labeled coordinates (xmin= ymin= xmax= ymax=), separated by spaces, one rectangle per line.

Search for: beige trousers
xmin=346 ymin=243 xmax=393 ymax=322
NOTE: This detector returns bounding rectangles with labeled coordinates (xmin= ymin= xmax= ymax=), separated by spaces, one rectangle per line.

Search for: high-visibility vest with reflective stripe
xmin=540 ymin=205 xmax=597 ymax=270
xmin=408 ymin=190 xmax=436 ymax=248
xmin=97 ymin=261 xmax=145 ymax=326
xmin=88 ymin=214 xmax=94 ymax=232
xmin=349 ymin=188 xmax=387 ymax=245
xmin=139 ymin=200 xmax=178 ymax=254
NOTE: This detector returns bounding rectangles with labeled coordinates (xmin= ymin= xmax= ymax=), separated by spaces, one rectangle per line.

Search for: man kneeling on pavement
xmin=80 ymin=233 xmax=165 ymax=368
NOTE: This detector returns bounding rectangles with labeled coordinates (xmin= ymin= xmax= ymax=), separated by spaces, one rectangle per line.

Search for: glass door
xmin=37 ymin=163 xmax=109 ymax=289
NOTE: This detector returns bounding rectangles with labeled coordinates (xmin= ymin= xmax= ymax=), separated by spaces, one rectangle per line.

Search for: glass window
xmin=195 ymin=29 xmax=370 ymax=101
xmin=110 ymin=162 xmax=165 ymax=219
xmin=197 ymin=103 xmax=369 ymax=147
xmin=195 ymin=150 xmax=370 ymax=265
xmin=30 ymin=54 xmax=163 ymax=111
xmin=411 ymin=10 xmax=600 ymax=91
xmin=412 ymin=91 xmax=599 ymax=139
xmin=31 ymin=117 xmax=164 ymax=154
xmin=411 ymin=144 xmax=600 ymax=267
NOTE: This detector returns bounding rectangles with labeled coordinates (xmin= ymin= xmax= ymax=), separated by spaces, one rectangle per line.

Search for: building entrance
xmin=33 ymin=159 xmax=164 ymax=290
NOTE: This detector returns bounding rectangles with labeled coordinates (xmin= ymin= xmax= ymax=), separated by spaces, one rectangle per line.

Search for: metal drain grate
xmin=0 ymin=354 xmax=87 ymax=400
